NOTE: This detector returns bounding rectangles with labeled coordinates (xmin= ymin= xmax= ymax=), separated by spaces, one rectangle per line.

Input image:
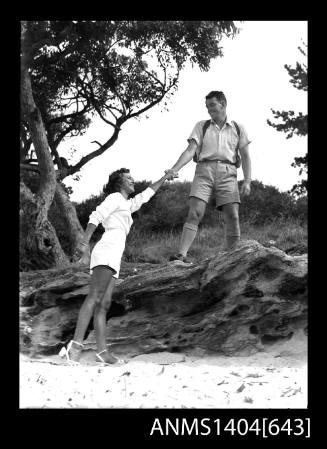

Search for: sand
xmin=19 ymin=333 xmax=307 ymax=409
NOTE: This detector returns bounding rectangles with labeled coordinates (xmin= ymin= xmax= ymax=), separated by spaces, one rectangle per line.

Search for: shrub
xmin=74 ymin=178 xmax=307 ymax=236
xmin=238 ymin=180 xmax=307 ymax=225
xmin=20 ymin=173 xmax=307 ymax=271
xmin=133 ymin=181 xmax=191 ymax=232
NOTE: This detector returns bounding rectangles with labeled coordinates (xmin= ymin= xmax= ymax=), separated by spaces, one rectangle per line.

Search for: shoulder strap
xmin=198 ymin=120 xmax=211 ymax=158
xmin=231 ymin=120 xmax=241 ymax=163
xmin=195 ymin=120 xmax=211 ymax=162
xmin=202 ymin=119 xmax=211 ymax=138
xmin=231 ymin=120 xmax=240 ymax=138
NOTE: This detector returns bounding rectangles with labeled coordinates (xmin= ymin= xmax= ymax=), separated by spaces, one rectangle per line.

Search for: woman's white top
xmin=88 ymin=187 xmax=156 ymax=278
xmin=88 ymin=186 xmax=156 ymax=235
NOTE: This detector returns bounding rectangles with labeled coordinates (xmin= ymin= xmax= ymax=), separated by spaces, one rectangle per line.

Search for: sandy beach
xmin=19 ymin=331 xmax=307 ymax=409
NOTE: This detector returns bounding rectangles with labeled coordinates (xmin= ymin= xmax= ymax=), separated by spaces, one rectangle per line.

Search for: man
xmin=165 ymin=91 xmax=252 ymax=262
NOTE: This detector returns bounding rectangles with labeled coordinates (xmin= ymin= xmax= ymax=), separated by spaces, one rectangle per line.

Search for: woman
xmin=60 ymin=168 xmax=174 ymax=365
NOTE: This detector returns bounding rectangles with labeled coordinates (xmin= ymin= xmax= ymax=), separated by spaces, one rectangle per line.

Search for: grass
xmin=19 ymin=216 xmax=307 ymax=271
xmin=124 ymin=217 xmax=307 ymax=263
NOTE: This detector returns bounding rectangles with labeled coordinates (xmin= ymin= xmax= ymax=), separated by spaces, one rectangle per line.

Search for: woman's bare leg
xmin=93 ymin=276 xmax=120 ymax=363
xmin=68 ymin=266 xmax=113 ymax=361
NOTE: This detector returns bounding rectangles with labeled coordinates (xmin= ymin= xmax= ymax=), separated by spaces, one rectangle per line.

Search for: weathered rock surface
xmin=19 ymin=240 xmax=307 ymax=357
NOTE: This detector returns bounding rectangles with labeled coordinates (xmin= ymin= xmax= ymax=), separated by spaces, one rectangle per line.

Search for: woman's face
xmin=120 ymin=172 xmax=135 ymax=194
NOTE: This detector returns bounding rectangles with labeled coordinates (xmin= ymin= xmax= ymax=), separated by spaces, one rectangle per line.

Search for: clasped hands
xmin=164 ymin=168 xmax=179 ymax=181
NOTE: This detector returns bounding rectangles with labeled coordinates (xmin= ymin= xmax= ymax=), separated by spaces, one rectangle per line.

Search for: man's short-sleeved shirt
xmin=188 ymin=117 xmax=251 ymax=163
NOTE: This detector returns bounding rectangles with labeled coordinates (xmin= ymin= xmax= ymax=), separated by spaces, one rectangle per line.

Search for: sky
xmin=60 ymin=21 xmax=308 ymax=204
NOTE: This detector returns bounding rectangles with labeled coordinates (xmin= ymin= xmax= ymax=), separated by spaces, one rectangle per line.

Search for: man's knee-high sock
xmin=226 ymin=234 xmax=240 ymax=250
xmin=179 ymin=223 xmax=198 ymax=256
xmin=224 ymin=219 xmax=240 ymax=251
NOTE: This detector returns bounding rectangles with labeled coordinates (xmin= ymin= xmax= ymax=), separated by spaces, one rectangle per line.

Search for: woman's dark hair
xmin=205 ymin=91 xmax=227 ymax=106
xmin=103 ymin=168 xmax=130 ymax=194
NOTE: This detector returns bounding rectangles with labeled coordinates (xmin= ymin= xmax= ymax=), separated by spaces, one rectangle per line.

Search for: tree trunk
xmin=20 ymin=22 xmax=69 ymax=269
xmin=54 ymin=182 xmax=85 ymax=253
xmin=20 ymin=182 xmax=69 ymax=270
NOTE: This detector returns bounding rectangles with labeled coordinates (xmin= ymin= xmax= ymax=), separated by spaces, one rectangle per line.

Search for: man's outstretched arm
xmin=165 ymin=140 xmax=198 ymax=177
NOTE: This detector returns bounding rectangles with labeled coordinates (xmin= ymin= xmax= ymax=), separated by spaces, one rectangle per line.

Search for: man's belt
xmin=198 ymin=159 xmax=236 ymax=166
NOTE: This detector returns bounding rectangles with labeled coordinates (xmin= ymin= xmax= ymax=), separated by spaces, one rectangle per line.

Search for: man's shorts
xmin=189 ymin=160 xmax=240 ymax=210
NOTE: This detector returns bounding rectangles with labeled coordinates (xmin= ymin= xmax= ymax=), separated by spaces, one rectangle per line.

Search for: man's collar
xmin=210 ymin=116 xmax=231 ymax=127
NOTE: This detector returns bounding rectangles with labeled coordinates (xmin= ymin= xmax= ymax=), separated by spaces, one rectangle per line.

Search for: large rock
xmin=19 ymin=240 xmax=307 ymax=357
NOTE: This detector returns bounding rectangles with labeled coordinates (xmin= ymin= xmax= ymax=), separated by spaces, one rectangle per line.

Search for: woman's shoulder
xmin=103 ymin=191 xmax=123 ymax=203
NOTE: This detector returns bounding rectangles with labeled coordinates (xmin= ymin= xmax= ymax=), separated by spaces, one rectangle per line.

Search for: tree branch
xmin=20 ymin=163 xmax=40 ymax=173
xmin=20 ymin=163 xmax=70 ymax=181
xmin=103 ymin=104 xmax=119 ymax=121
xmin=86 ymin=81 xmax=119 ymax=126
xmin=54 ymin=121 xmax=79 ymax=148
xmin=58 ymin=119 xmax=125 ymax=180
xmin=22 ymin=158 xmax=38 ymax=164
xmin=91 ymin=141 xmax=103 ymax=147
xmin=76 ymin=76 xmax=120 ymax=126
xmin=142 ymin=68 xmax=165 ymax=89
xmin=93 ymin=105 xmax=117 ymax=127
xmin=128 ymin=91 xmax=167 ymax=120
xmin=46 ymin=100 xmax=90 ymax=125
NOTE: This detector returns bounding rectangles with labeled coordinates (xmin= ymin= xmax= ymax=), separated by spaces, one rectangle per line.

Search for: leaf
xmin=236 ymin=383 xmax=245 ymax=393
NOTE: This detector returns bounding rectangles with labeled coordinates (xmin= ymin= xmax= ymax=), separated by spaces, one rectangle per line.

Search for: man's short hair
xmin=205 ymin=91 xmax=227 ymax=106
xmin=103 ymin=168 xmax=130 ymax=194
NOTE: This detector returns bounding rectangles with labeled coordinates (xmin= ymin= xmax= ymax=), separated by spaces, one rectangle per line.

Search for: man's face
xmin=121 ymin=172 xmax=135 ymax=194
xmin=205 ymin=97 xmax=225 ymax=120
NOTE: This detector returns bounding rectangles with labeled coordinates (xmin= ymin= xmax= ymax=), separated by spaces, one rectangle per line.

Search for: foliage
xmin=73 ymin=193 xmax=106 ymax=243
xmin=20 ymin=170 xmax=73 ymax=197
xmin=23 ymin=175 xmax=306 ymax=259
xmin=267 ymin=42 xmax=307 ymax=196
xmin=20 ymin=20 xmax=240 ymax=271
xmin=124 ymin=217 xmax=307 ymax=264
xmin=73 ymin=179 xmax=307 ymax=240
xmin=132 ymin=181 xmax=191 ymax=232
xmin=132 ymin=179 xmax=307 ymax=230
xmin=21 ymin=20 xmax=238 ymax=179
xmin=23 ymin=179 xmax=306 ymax=270
xmin=237 ymin=180 xmax=307 ymax=225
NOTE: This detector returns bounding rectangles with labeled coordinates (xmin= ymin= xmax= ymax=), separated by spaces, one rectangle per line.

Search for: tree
xmin=267 ymin=42 xmax=307 ymax=196
xmin=20 ymin=21 xmax=72 ymax=268
xmin=20 ymin=20 xmax=239 ymax=269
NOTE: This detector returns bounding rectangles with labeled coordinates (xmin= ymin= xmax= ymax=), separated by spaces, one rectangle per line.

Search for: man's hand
xmin=164 ymin=168 xmax=179 ymax=181
xmin=240 ymin=179 xmax=251 ymax=196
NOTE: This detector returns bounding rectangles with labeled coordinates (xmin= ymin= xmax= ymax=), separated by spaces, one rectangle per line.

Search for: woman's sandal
xmin=96 ymin=349 xmax=125 ymax=366
xmin=59 ymin=340 xmax=84 ymax=364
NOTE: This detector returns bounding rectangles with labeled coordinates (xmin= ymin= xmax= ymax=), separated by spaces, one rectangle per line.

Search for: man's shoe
xmin=169 ymin=253 xmax=184 ymax=261
xmin=169 ymin=254 xmax=192 ymax=263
